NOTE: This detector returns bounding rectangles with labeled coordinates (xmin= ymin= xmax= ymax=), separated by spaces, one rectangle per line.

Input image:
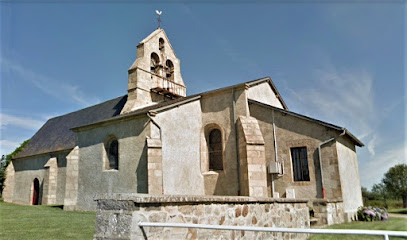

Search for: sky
xmin=0 ymin=1 xmax=405 ymax=190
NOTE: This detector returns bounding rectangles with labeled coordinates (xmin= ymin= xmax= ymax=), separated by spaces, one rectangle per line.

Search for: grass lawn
xmin=0 ymin=202 xmax=96 ymax=240
xmin=309 ymin=217 xmax=407 ymax=240
xmin=389 ymin=208 xmax=407 ymax=215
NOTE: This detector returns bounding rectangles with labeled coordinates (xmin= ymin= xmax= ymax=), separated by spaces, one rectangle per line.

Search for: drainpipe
xmin=318 ymin=129 xmax=346 ymax=199
xmin=271 ymin=110 xmax=278 ymax=198
xmin=232 ymin=88 xmax=241 ymax=196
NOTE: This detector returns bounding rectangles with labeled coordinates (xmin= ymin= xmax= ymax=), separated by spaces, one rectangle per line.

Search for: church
xmin=3 ymin=28 xmax=364 ymax=221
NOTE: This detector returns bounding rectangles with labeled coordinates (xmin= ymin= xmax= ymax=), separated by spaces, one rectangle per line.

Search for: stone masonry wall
xmin=146 ymin=138 xmax=163 ymax=194
xmin=94 ymin=194 xmax=310 ymax=240
xmin=2 ymin=162 xmax=15 ymax=202
xmin=237 ymin=116 xmax=268 ymax=198
xmin=64 ymin=147 xmax=79 ymax=210
xmin=312 ymin=200 xmax=344 ymax=226
xmin=42 ymin=157 xmax=58 ymax=205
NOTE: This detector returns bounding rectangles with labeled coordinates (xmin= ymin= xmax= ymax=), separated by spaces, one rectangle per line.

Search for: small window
xmin=105 ymin=137 xmax=119 ymax=170
xmin=291 ymin=147 xmax=310 ymax=181
xmin=159 ymin=38 xmax=165 ymax=51
xmin=150 ymin=52 xmax=160 ymax=74
xmin=165 ymin=59 xmax=174 ymax=81
xmin=209 ymin=129 xmax=223 ymax=171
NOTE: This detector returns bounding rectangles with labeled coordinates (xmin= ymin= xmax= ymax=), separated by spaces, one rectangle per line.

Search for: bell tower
xmin=121 ymin=28 xmax=186 ymax=114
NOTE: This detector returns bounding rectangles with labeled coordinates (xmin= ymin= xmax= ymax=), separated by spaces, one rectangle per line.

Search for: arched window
xmin=105 ymin=137 xmax=119 ymax=170
xmin=208 ymin=129 xmax=223 ymax=171
xmin=159 ymin=38 xmax=165 ymax=51
xmin=165 ymin=59 xmax=174 ymax=81
xmin=150 ymin=52 xmax=160 ymax=74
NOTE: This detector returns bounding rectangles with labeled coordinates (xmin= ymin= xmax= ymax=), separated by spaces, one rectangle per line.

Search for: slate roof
xmin=14 ymin=76 xmax=362 ymax=159
xmin=14 ymin=95 xmax=127 ymax=159
xmin=71 ymin=77 xmax=287 ymax=131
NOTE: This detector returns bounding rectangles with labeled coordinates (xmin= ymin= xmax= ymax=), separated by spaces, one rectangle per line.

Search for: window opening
xmin=105 ymin=138 xmax=119 ymax=170
xmin=159 ymin=38 xmax=165 ymax=51
xmin=165 ymin=59 xmax=174 ymax=81
xmin=150 ymin=52 xmax=160 ymax=74
xmin=209 ymin=129 xmax=223 ymax=171
xmin=291 ymin=147 xmax=310 ymax=181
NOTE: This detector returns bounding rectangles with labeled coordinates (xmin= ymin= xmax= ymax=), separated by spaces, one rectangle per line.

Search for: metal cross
xmin=155 ymin=10 xmax=162 ymax=29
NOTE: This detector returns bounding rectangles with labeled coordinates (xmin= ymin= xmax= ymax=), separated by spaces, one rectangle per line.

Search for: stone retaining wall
xmin=312 ymin=200 xmax=344 ymax=226
xmin=94 ymin=194 xmax=310 ymax=240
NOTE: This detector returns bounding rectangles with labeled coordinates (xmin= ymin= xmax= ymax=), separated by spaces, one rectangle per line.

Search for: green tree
xmin=371 ymin=183 xmax=388 ymax=208
xmin=0 ymin=140 xmax=30 ymax=197
xmin=382 ymin=164 xmax=407 ymax=208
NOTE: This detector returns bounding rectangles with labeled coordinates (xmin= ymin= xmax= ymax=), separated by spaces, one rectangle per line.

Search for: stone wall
xmin=237 ymin=116 xmax=268 ymax=197
xmin=312 ymin=200 xmax=344 ymax=226
xmin=64 ymin=147 xmax=79 ymax=210
xmin=75 ymin=117 xmax=149 ymax=211
xmin=336 ymin=138 xmax=363 ymax=219
xmin=94 ymin=194 xmax=310 ymax=240
xmin=42 ymin=157 xmax=58 ymax=205
xmin=11 ymin=151 xmax=69 ymax=205
xmin=249 ymin=103 xmax=343 ymax=200
xmin=146 ymin=138 xmax=163 ymax=194
xmin=2 ymin=162 xmax=15 ymax=202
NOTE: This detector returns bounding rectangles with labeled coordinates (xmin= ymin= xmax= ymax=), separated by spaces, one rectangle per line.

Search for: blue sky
xmin=0 ymin=2 xmax=405 ymax=189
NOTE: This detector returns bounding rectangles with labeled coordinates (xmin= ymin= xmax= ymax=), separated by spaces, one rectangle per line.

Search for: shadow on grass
xmin=389 ymin=208 xmax=407 ymax=214
xmin=50 ymin=205 xmax=64 ymax=209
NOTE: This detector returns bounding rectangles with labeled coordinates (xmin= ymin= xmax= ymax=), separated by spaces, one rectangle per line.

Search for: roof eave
xmin=248 ymin=99 xmax=364 ymax=147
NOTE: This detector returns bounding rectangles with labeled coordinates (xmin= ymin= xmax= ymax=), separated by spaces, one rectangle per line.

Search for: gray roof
xmin=14 ymin=76 xmax=362 ymax=159
xmin=72 ymin=77 xmax=287 ymax=131
xmin=14 ymin=95 xmax=127 ymax=159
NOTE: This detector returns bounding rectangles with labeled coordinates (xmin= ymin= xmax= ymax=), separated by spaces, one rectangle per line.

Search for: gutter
xmin=318 ymin=130 xmax=346 ymax=199
xmin=271 ymin=110 xmax=278 ymax=198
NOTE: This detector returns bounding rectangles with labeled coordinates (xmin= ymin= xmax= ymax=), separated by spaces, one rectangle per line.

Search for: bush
xmin=364 ymin=199 xmax=403 ymax=209
xmin=357 ymin=206 xmax=388 ymax=221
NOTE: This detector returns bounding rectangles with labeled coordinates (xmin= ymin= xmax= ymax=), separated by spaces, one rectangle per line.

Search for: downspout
xmin=271 ymin=110 xmax=278 ymax=198
xmin=232 ymin=88 xmax=241 ymax=196
xmin=318 ymin=129 xmax=346 ymax=199
xmin=146 ymin=111 xmax=164 ymax=194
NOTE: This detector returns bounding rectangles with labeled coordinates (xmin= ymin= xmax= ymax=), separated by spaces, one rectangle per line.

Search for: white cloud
xmin=0 ymin=140 xmax=21 ymax=156
xmin=359 ymin=142 xmax=407 ymax=189
xmin=367 ymin=135 xmax=377 ymax=156
xmin=0 ymin=113 xmax=45 ymax=130
xmin=1 ymin=57 xmax=100 ymax=107
xmin=289 ymin=66 xmax=374 ymax=137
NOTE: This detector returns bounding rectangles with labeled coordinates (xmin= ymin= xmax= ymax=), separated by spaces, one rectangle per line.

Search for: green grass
xmin=389 ymin=208 xmax=407 ymax=215
xmin=309 ymin=218 xmax=407 ymax=240
xmin=0 ymin=202 xmax=96 ymax=240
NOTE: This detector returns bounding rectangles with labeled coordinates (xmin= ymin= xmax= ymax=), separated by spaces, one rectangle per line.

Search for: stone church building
xmin=3 ymin=29 xmax=364 ymax=221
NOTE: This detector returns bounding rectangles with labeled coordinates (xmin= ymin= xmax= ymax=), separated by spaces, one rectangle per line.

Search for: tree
xmin=371 ymin=183 xmax=388 ymax=208
xmin=382 ymin=164 xmax=407 ymax=208
xmin=0 ymin=140 xmax=30 ymax=197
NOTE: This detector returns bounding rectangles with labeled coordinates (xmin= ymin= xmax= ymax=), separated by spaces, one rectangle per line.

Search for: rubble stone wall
xmin=94 ymin=194 xmax=310 ymax=240
xmin=313 ymin=200 xmax=344 ymax=226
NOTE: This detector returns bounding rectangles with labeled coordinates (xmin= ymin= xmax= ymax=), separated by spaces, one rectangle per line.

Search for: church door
xmin=32 ymin=178 xmax=39 ymax=205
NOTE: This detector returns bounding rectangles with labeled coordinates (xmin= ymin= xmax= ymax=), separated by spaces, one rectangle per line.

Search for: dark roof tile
xmin=14 ymin=95 xmax=127 ymax=159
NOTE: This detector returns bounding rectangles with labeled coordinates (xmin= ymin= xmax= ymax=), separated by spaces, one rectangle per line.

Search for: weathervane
xmin=155 ymin=10 xmax=162 ymax=29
